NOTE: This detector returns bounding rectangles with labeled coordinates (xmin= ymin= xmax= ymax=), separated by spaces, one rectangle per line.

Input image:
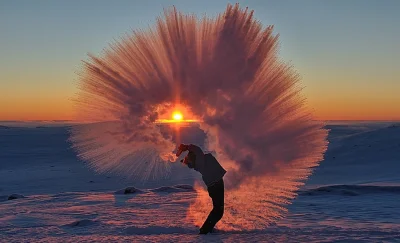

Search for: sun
xmin=154 ymin=105 xmax=200 ymax=124
xmin=172 ymin=111 xmax=183 ymax=121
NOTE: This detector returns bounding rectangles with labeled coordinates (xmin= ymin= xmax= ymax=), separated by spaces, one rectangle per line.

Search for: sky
xmin=1 ymin=0 xmax=399 ymax=121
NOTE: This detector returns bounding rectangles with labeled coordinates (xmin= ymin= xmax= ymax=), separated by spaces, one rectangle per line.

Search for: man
xmin=176 ymin=143 xmax=226 ymax=234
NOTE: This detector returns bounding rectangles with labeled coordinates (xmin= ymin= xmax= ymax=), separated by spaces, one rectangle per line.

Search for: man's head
xmin=182 ymin=151 xmax=196 ymax=169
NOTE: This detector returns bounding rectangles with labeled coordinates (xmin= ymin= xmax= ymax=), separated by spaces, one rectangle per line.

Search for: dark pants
xmin=200 ymin=179 xmax=224 ymax=233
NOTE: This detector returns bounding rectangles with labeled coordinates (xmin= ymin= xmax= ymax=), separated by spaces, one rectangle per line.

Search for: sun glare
xmin=172 ymin=111 xmax=183 ymax=121
xmin=154 ymin=105 xmax=199 ymax=124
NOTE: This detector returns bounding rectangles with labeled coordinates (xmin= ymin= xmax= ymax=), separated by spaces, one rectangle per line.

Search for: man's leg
xmin=199 ymin=179 xmax=224 ymax=234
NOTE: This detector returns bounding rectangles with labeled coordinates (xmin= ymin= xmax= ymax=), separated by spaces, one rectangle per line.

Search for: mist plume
xmin=69 ymin=4 xmax=328 ymax=230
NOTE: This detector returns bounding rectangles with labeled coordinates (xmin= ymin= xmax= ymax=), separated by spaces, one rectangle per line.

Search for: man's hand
xmin=176 ymin=144 xmax=189 ymax=157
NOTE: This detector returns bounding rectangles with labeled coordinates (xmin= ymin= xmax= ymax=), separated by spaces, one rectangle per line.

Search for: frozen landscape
xmin=1 ymin=121 xmax=400 ymax=242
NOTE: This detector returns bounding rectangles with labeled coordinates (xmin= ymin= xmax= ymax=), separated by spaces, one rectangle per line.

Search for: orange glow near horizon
xmin=0 ymin=99 xmax=75 ymax=121
xmin=1 ymin=103 xmax=400 ymax=122
xmin=0 ymin=99 xmax=399 ymax=122
xmin=1 ymin=80 xmax=399 ymax=122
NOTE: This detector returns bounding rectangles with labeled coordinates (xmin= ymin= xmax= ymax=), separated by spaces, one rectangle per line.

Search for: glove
xmin=176 ymin=144 xmax=189 ymax=157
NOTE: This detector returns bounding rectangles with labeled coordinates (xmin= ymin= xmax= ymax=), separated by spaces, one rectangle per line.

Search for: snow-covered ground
xmin=1 ymin=121 xmax=400 ymax=242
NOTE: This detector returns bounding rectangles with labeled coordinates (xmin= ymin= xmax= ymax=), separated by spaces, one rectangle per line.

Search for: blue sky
xmin=1 ymin=0 xmax=399 ymax=120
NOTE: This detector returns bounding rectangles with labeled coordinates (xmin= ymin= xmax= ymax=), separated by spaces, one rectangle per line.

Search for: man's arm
xmin=176 ymin=143 xmax=202 ymax=157
xmin=176 ymin=144 xmax=193 ymax=168
xmin=177 ymin=144 xmax=206 ymax=172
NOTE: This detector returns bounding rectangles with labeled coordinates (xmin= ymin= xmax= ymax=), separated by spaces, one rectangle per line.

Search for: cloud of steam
xmin=69 ymin=4 xmax=328 ymax=229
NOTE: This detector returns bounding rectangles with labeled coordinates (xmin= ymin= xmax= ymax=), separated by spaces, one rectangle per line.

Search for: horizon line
xmin=1 ymin=119 xmax=400 ymax=123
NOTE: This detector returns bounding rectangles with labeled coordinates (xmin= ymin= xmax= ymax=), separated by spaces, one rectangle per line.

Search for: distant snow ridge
xmin=389 ymin=123 xmax=400 ymax=128
xmin=173 ymin=184 xmax=195 ymax=191
xmin=65 ymin=219 xmax=97 ymax=227
xmin=114 ymin=185 xmax=195 ymax=194
xmin=0 ymin=194 xmax=25 ymax=202
xmin=300 ymin=185 xmax=400 ymax=196
xmin=69 ymin=3 xmax=328 ymax=230
xmin=114 ymin=187 xmax=144 ymax=195
xmin=7 ymin=194 xmax=25 ymax=200
xmin=151 ymin=185 xmax=195 ymax=193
